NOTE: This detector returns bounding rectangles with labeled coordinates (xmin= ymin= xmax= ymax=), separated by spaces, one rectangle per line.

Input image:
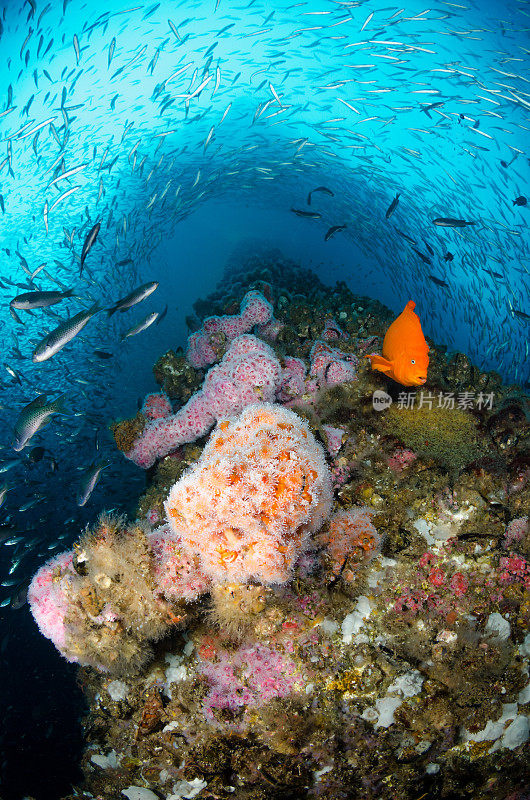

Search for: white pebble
xmin=485 ymin=612 xmax=511 ymax=641
xmin=501 ymin=715 xmax=529 ymax=750
xmin=167 ymin=777 xmax=207 ymax=799
xmin=342 ymin=596 xmax=371 ymax=644
xmin=122 ymin=787 xmax=159 ymax=800
xmin=107 ymin=680 xmax=128 ymax=702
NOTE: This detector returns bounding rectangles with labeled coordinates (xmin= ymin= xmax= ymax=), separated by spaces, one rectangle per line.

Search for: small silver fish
xmin=32 ymin=303 xmax=101 ymax=362
xmin=10 ymin=288 xmax=74 ymax=310
xmin=0 ymin=484 xmax=10 ymax=508
xmin=77 ymin=460 xmax=109 ymax=506
xmin=108 ymin=281 xmax=159 ymax=316
xmin=121 ymin=310 xmax=159 ymax=340
xmin=80 ymin=222 xmax=101 ymax=274
xmin=0 ymin=459 xmax=21 ymax=474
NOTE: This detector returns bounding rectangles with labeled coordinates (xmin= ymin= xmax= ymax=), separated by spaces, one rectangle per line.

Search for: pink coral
xmin=309 ymin=341 xmax=357 ymax=387
xmin=125 ymin=335 xmax=282 ymax=468
xmin=187 ymin=290 xmax=274 ymax=368
xmin=148 ymin=525 xmax=210 ymax=602
xmin=450 ymin=572 xmax=468 ymax=596
xmin=322 ymin=318 xmax=348 ymax=341
xmin=428 ymin=567 xmax=445 ymax=587
xmin=503 ymin=516 xmax=528 ymax=549
xmin=278 ymin=356 xmax=307 ymax=401
xmin=142 ymin=392 xmax=172 ymax=420
xmin=387 ymin=447 xmax=417 ymax=472
xmin=198 ymin=642 xmax=304 ymax=729
xmin=321 ymin=424 xmax=346 ymax=456
xmin=165 ymin=404 xmax=332 ymax=584
xmin=28 ymin=551 xmax=77 ymax=661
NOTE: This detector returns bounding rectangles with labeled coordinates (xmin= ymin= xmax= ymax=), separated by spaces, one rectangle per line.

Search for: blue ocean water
xmin=0 ymin=0 xmax=528 ymax=796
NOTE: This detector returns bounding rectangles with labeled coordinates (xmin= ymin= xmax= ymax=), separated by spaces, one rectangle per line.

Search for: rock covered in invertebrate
xmin=165 ymin=403 xmax=332 ymax=584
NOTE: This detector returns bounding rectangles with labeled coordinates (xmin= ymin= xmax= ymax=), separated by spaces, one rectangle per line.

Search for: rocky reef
xmin=30 ymin=247 xmax=529 ymax=800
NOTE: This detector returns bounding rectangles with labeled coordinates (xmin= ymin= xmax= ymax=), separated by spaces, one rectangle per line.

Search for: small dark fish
xmin=80 ymin=221 xmax=101 ymax=274
xmin=486 ymin=269 xmax=503 ymax=279
xmin=324 ymin=224 xmax=347 ymax=241
xmin=117 ymin=258 xmax=133 ymax=266
xmin=9 ymin=580 xmax=29 ymax=610
xmin=385 ymin=192 xmax=400 ymax=219
xmin=443 ymin=252 xmax=454 ymax=262
xmin=93 ymin=349 xmax=113 ymax=359
xmin=423 ymin=240 xmax=434 ymax=256
xmin=412 ymin=247 xmax=432 ymax=265
xmin=512 ymin=308 xmax=530 ymax=321
xmin=513 ymin=196 xmax=527 ymax=207
xmin=433 ymin=217 xmax=476 ymax=228
xmin=307 ymin=186 xmax=334 ymax=205
xmin=420 ymin=101 xmax=444 ymax=118
xmin=395 ymin=228 xmax=416 ymax=244
xmin=500 ymin=154 xmax=517 ymax=169
xmin=291 ymin=207 xmax=321 ymax=219
xmin=28 ymin=446 xmax=45 ymax=463
xmin=156 ymin=303 xmax=168 ymax=325
xmin=428 ymin=274 xmax=449 ymax=288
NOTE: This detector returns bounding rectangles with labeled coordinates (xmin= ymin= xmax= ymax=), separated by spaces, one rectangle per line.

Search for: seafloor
xmin=56 ymin=248 xmax=528 ymax=800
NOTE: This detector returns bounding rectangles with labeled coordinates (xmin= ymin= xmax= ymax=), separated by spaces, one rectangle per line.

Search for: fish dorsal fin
xmin=25 ymin=394 xmax=48 ymax=411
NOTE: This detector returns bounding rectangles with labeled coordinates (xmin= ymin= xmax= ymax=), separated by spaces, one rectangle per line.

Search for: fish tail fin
xmin=50 ymin=393 xmax=69 ymax=415
xmin=63 ymin=288 xmax=75 ymax=298
xmin=107 ymin=305 xmax=117 ymax=317
xmin=366 ymin=354 xmax=394 ymax=375
xmin=88 ymin=301 xmax=102 ymax=315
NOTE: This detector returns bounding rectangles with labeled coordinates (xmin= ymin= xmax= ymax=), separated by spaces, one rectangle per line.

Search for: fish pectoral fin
xmin=367 ymin=354 xmax=394 ymax=374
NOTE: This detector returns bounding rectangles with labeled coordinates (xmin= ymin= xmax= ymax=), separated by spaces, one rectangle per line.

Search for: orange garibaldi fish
xmin=367 ymin=300 xmax=429 ymax=387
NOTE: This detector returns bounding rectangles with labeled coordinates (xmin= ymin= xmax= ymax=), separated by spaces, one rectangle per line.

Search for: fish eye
xmin=411 ymin=359 xmax=416 ymax=364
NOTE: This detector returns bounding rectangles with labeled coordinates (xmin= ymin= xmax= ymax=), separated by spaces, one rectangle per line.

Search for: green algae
xmin=384 ymin=405 xmax=487 ymax=476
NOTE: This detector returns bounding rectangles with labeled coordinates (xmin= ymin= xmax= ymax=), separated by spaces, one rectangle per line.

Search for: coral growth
xmin=187 ymin=289 xmax=274 ymax=368
xmin=123 ymin=335 xmax=282 ymax=468
xmin=111 ymin=413 xmax=146 ymax=453
xmin=208 ymin=583 xmax=268 ymax=638
xmin=319 ymin=507 xmax=383 ymax=581
xmin=29 ymin=516 xmax=191 ymax=674
xmin=148 ymin=524 xmax=211 ymax=602
xmin=28 ymin=551 xmax=76 ymax=660
xmin=197 ymin=642 xmax=305 ymax=730
xmin=165 ymin=403 xmax=332 ymax=584
xmin=153 ymin=349 xmax=202 ymax=402
xmin=141 ymin=391 xmax=172 ymax=420
xmin=310 ymin=340 xmax=358 ymax=387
